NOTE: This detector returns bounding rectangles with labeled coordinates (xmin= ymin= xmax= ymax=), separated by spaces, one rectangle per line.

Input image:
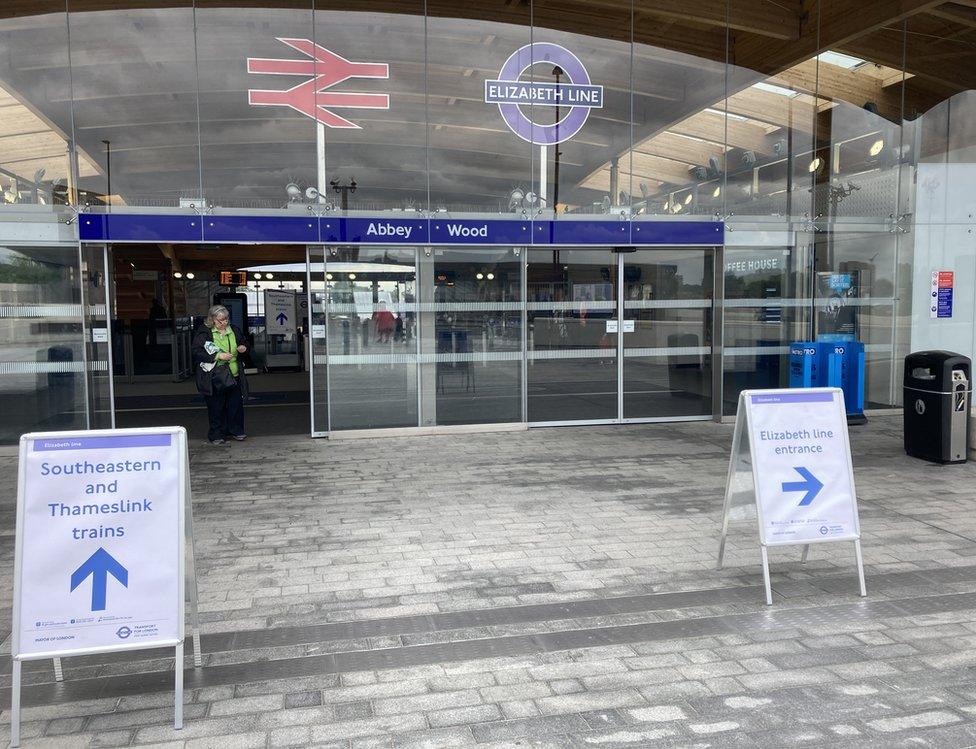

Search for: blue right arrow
xmin=781 ymin=466 xmax=824 ymax=507
xmin=70 ymin=547 xmax=128 ymax=612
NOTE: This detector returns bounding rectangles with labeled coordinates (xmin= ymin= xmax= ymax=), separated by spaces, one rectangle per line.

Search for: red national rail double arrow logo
xmin=247 ymin=38 xmax=389 ymax=129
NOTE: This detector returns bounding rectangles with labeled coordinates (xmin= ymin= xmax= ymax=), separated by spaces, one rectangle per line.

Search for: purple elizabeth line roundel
xmin=487 ymin=42 xmax=603 ymax=146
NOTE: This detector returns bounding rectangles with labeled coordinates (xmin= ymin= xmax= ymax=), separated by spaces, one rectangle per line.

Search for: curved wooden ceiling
xmin=2 ymin=0 xmax=974 ymax=206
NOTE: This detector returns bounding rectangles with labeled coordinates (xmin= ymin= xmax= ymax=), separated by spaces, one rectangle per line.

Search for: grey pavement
xmin=3 ymin=415 xmax=976 ymax=746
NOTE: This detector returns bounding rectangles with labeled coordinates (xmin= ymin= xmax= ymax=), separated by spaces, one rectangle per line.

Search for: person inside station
xmin=191 ymin=304 xmax=250 ymax=445
xmin=373 ymin=301 xmax=396 ymax=343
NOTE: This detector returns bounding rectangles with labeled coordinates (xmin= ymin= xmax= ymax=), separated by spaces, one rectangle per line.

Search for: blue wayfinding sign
xmin=80 ymin=212 xmax=723 ymax=246
xmin=781 ymin=466 xmax=824 ymax=506
xmin=70 ymin=547 xmax=129 ymax=612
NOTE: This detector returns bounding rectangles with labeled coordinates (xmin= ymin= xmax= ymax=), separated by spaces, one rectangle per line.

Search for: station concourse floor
xmin=4 ymin=416 xmax=976 ymax=747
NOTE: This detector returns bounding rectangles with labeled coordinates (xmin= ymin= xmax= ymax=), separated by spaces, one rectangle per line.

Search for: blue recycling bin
xmin=789 ymin=338 xmax=866 ymax=423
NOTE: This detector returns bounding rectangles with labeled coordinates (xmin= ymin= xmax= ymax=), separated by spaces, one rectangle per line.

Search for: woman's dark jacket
xmin=191 ymin=324 xmax=250 ymax=398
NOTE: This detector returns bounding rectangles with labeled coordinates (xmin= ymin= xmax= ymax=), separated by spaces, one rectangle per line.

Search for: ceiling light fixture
xmin=869 ymin=138 xmax=885 ymax=156
xmin=808 ymin=157 xmax=823 ymax=173
xmin=173 ymin=272 xmax=183 ymax=279
xmin=185 ymin=272 xmax=195 ymax=280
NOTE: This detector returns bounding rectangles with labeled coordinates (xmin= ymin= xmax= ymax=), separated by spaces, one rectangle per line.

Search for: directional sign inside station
xmin=264 ymin=289 xmax=297 ymax=336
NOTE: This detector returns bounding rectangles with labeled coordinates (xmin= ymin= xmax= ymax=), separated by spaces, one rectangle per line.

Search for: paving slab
xmin=2 ymin=416 xmax=976 ymax=746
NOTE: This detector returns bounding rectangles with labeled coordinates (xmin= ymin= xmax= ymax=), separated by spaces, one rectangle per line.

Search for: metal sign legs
xmin=716 ymin=391 xmax=868 ymax=605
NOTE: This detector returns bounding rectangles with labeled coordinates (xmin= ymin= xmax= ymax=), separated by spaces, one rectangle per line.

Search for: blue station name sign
xmin=80 ymin=213 xmax=724 ymax=246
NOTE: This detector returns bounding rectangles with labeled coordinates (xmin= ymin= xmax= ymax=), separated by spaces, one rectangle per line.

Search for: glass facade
xmin=0 ymin=245 xmax=86 ymax=441
xmin=1 ymin=1 xmax=974 ymax=438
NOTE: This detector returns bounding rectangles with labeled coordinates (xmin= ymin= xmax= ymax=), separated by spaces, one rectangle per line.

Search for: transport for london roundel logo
xmin=484 ymin=43 xmax=603 ymax=146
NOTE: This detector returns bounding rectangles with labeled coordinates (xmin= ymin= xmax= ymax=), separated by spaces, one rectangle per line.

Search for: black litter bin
xmin=904 ymin=350 xmax=971 ymax=463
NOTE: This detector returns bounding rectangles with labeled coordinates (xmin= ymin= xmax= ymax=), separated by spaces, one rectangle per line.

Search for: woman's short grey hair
xmin=205 ymin=305 xmax=230 ymax=328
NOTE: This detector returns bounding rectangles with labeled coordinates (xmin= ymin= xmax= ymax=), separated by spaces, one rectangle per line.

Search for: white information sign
xmin=717 ymin=388 xmax=866 ymax=605
xmin=10 ymin=427 xmax=196 ymax=746
xmin=605 ymin=319 xmax=618 ymax=334
xmin=264 ymin=289 xmax=297 ymax=335
xmin=749 ymin=390 xmax=859 ymax=544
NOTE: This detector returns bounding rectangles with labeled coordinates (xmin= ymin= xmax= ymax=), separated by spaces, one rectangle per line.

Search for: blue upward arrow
xmin=781 ymin=467 xmax=824 ymax=507
xmin=70 ymin=547 xmax=128 ymax=612
xmin=276 ymin=312 xmax=287 ymax=325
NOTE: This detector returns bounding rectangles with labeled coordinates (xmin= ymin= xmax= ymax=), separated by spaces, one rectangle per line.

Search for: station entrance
xmin=78 ymin=241 xmax=785 ymax=439
xmin=107 ymin=243 xmax=310 ymax=440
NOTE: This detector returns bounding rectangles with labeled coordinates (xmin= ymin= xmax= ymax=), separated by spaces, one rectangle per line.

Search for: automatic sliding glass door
xmin=622 ymin=249 xmax=714 ymax=419
xmin=527 ymin=249 xmax=619 ymax=423
xmin=323 ymin=246 xmax=418 ymax=430
xmin=311 ymin=245 xmax=718 ymax=433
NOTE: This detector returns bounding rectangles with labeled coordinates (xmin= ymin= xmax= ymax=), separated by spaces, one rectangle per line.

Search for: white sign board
xmin=748 ymin=389 xmax=859 ymax=545
xmin=10 ymin=427 xmax=192 ymax=746
xmin=717 ymin=388 xmax=865 ymax=605
xmin=264 ymin=289 xmax=297 ymax=335
xmin=13 ymin=429 xmax=185 ymax=658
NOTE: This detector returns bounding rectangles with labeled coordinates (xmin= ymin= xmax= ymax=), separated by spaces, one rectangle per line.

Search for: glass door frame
xmin=79 ymin=241 xmax=116 ymax=430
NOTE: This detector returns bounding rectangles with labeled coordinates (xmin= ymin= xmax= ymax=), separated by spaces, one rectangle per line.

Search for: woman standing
xmin=191 ymin=304 xmax=249 ymax=445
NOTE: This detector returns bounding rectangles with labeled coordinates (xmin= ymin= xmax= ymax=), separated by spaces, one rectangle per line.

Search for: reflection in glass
xmin=722 ymin=246 xmax=810 ymax=414
xmin=423 ymin=248 xmax=521 ymax=425
xmin=325 ymin=246 xmax=417 ymax=429
xmin=315 ymin=0 xmax=427 ymax=213
xmin=426 ymin=14 xmax=531 ymax=215
xmin=623 ymin=250 xmax=712 ymax=418
xmin=532 ymin=1 xmax=633 ymax=217
xmin=196 ymin=1 xmax=316 ymax=209
xmin=527 ymin=249 xmax=617 ymax=421
xmin=0 ymin=245 xmax=86 ymax=441
xmin=67 ymin=1 xmax=201 ymax=207
xmin=0 ymin=6 xmax=79 ymax=208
